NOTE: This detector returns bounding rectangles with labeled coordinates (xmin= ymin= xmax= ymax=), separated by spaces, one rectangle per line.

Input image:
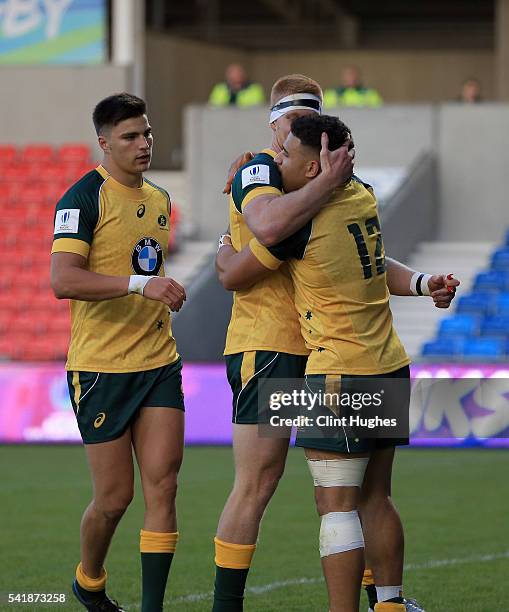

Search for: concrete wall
xmin=251 ymin=50 xmax=495 ymax=103
xmin=145 ymin=33 xmax=494 ymax=168
xmin=438 ymin=104 xmax=509 ymax=242
xmin=0 ymin=65 xmax=130 ymax=155
xmin=184 ymin=103 xmax=509 ymax=242
xmin=185 ymin=105 xmax=436 ymax=240
xmin=145 ymin=34 xmax=250 ymax=168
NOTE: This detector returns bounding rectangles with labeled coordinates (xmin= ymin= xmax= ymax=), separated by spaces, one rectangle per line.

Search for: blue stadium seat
xmin=494 ymin=293 xmax=509 ymax=314
xmin=491 ymin=248 xmax=509 ymax=270
xmin=504 ymin=228 xmax=509 ymax=246
xmin=456 ymin=294 xmax=494 ymax=316
xmin=421 ymin=337 xmax=466 ymax=358
xmin=462 ymin=338 xmax=505 ymax=360
xmin=439 ymin=314 xmax=479 ymax=336
xmin=481 ymin=316 xmax=509 ymax=335
xmin=474 ymin=270 xmax=509 ymax=292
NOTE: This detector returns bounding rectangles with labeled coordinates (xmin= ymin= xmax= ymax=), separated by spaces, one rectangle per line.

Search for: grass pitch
xmin=2 ymin=446 xmax=507 ymax=611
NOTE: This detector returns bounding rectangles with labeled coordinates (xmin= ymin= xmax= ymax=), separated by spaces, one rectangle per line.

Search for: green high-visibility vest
xmin=208 ymin=82 xmax=265 ymax=107
xmin=323 ymin=86 xmax=383 ymax=108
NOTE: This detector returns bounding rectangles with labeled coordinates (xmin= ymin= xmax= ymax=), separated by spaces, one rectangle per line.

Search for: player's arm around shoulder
xmin=216 ymin=233 xmax=280 ymax=291
xmin=244 ymin=135 xmax=354 ymax=247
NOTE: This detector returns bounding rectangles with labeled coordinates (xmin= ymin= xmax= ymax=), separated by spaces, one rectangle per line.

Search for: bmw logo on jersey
xmin=132 ymin=237 xmax=164 ymax=275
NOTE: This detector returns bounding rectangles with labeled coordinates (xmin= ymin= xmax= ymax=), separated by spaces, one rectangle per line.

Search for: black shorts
xmin=225 ymin=351 xmax=307 ymax=424
xmin=67 ymin=358 xmax=185 ymax=444
xmin=295 ymin=365 xmax=410 ymax=454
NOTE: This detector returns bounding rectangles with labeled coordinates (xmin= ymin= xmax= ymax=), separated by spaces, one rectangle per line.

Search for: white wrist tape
xmin=410 ymin=272 xmax=432 ymax=296
xmin=218 ymin=233 xmax=232 ymax=252
xmin=128 ymin=275 xmax=155 ymax=296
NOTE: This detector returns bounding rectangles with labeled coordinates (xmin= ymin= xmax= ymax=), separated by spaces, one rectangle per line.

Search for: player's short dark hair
xmin=93 ymin=92 xmax=147 ymax=135
xmin=291 ymin=114 xmax=351 ymax=153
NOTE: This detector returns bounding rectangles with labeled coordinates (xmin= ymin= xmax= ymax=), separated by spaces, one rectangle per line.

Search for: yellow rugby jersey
xmin=51 ymin=165 xmax=178 ymax=373
xmin=250 ymin=176 xmax=410 ymax=375
xmin=224 ymin=149 xmax=307 ymax=356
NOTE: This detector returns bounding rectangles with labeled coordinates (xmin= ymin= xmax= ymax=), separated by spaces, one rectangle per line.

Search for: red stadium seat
xmin=0 ymin=208 xmax=26 ymax=226
xmin=0 ymin=145 xmax=18 ymax=165
xmin=64 ymin=163 xmax=95 ymax=182
xmin=11 ymin=312 xmax=46 ymax=334
xmin=0 ymin=311 xmax=12 ymax=331
xmin=25 ymin=162 xmax=64 ymax=183
xmin=19 ymin=338 xmax=59 ymax=361
xmin=17 ymin=183 xmax=53 ymax=205
xmin=0 ymin=294 xmax=14 ymax=312
xmin=29 ymin=293 xmax=56 ymax=310
xmin=47 ymin=315 xmax=70 ymax=334
xmin=11 ymin=273 xmax=39 ymax=293
xmin=0 ymin=336 xmax=17 ymax=359
xmin=0 ymin=183 xmax=19 ymax=202
xmin=2 ymin=164 xmax=29 ymax=183
xmin=58 ymin=144 xmax=91 ymax=163
xmin=22 ymin=144 xmax=54 ymax=163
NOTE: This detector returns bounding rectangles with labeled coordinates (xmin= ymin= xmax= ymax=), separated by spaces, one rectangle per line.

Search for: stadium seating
xmin=421 ymin=337 xmax=467 ymax=358
xmin=420 ymin=235 xmax=509 ymax=361
xmin=0 ymin=143 xmax=181 ymax=362
xmin=0 ymin=143 xmax=91 ymax=361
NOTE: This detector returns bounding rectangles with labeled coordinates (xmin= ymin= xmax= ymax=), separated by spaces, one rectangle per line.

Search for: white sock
xmin=376 ymin=585 xmax=402 ymax=602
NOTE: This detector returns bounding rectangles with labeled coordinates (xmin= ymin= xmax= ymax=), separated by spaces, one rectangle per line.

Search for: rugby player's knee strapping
xmin=307 ymin=457 xmax=368 ymax=557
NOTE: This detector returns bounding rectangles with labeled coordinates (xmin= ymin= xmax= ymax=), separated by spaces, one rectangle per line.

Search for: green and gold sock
xmin=362 ymin=568 xmax=378 ymax=610
xmin=74 ymin=562 xmax=107 ymax=602
xmin=212 ymin=537 xmax=256 ymax=612
xmin=140 ymin=529 xmax=178 ymax=612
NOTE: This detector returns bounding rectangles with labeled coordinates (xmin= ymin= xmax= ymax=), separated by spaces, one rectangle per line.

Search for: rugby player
xmin=217 ymin=114 xmax=458 ymax=611
xmin=211 ymin=75 xmax=353 ymax=612
xmin=214 ymin=75 xmax=457 ymax=611
xmin=51 ymin=93 xmax=186 ymax=612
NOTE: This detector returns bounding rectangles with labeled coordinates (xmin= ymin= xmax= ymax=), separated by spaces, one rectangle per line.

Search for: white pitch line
xmin=168 ymin=550 xmax=509 ymax=605
xmin=404 ymin=550 xmax=509 ymax=571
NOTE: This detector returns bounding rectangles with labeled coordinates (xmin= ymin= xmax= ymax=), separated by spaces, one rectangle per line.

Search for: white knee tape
xmin=307 ymin=457 xmax=369 ymax=488
xmin=319 ymin=510 xmax=364 ymax=558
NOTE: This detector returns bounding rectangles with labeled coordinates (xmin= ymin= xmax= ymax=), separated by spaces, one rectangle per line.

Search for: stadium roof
xmin=146 ymin=0 xmax=495 ymax=50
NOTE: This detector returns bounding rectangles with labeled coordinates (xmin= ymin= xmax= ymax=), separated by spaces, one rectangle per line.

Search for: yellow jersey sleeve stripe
xmin=52 ymin=238 xmax=90 ymax=258
xmin=95 ymin=164 xmax=109 ymax=180
xmin=72 ymin=371 xmax=81 ymax=406
xmin=240 ymin=351 xmax=256 ymax=388
xmin=241 ymin=186 xmax=282 ymax=210
xmin=261 ymin=148 xmax=277 ymax=159
xmin=249 ymin=238 xmax=282 ymax=271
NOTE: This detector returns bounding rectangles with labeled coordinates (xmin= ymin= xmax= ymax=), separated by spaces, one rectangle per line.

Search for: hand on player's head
xmin=428 ymin=274 xmax=460 ymax=308
xmin=143 ymin=277 xmax=186 ymax=311
xmin=319 ymin=132 xmax=354 ymax=187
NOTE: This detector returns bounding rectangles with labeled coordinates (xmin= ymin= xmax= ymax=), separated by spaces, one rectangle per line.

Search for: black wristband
xmin=416 ymin=273 xmax=425 ymax=296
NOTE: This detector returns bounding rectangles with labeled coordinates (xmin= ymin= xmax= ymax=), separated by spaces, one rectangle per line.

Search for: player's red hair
xmin=270 ymin=74 xmax=323 ymax=107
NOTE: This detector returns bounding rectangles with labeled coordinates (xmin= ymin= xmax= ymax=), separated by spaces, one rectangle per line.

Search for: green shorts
xmin=67 ymin=358 xmax=185 ymax=444
xmin=225 ymin=351 xmax=307 ymax=424
xmin=295 ymin=365 xmax=410 ymax=454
